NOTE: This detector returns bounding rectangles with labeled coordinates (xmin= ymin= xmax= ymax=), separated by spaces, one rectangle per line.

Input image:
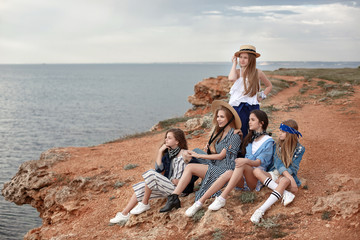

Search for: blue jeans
xmin=233 ymin=103 xmax=260 ymax=139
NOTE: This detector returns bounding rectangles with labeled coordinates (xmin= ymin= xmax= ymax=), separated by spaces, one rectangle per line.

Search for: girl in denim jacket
xmin=250 ymin=119 xmax=305 ymax=223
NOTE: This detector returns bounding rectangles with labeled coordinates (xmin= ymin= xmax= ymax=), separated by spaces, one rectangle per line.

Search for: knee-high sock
xmin=264 ymin=177 xmax=291 ymax=196
xmin=259 ymin=190 xmax=281 ymax=212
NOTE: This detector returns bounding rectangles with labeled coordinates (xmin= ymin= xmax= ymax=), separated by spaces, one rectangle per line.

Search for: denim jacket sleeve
xmin=244 ymin=143 xmax=253 ymax=159
xmin=256 ymin=139 xmax=274 ymax=170
xmin=245 ymin=139 xmax=274 ymax=170
xmin=275 ymin=143 xmax=305 ymax=176
xmin=155 ymin=154 xmax=166 ymax=173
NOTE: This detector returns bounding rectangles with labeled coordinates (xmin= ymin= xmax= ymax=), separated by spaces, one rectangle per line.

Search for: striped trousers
xmin=132 ymin=169 xmax=176 ymax=202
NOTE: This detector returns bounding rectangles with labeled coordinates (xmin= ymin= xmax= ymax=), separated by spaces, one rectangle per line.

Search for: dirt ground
xmin=33 ymin=75 xmax=360 ymax=239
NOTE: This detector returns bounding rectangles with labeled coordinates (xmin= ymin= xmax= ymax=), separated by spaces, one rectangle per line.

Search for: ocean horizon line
xmin=1 ymin=61 xmax=360 ymax=66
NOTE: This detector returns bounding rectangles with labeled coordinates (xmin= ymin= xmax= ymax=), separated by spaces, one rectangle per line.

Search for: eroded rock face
xmin=312 ymin=191 xmax=360 ymax=219
xmin=2 ymin=149 xmax=70 ymax=207
xmin=312 ymin=174 xmax=360 ymax=219
xmin=184 ymin=115 xmax=212 ymax=132
xmin=2 ymin=148 xmax=116 ymax=229
xmin=186 ymin=76 xmax=232 ymax=116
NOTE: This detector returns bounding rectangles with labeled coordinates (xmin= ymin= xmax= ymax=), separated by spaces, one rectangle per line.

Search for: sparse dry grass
xmin=270 ymin=68 xmax=360 ymax=85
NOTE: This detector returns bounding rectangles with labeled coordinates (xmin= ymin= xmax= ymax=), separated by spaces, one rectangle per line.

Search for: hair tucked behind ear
xmin=276 ymin=119 xmax=299 ymax=168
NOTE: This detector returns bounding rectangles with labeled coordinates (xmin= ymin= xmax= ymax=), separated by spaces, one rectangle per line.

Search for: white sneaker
xmin=282 ymin=191 xmax=295 ymax=206
xmin=250 ymin=209 xmax=264 ymax=224
xmin=208 ymin=196 xmax=226 ymax=211
xmin=130 ymin=202 xmax=150 ymax=215
xmin=109 ymin=212 xmax=130 ymax=224
xmin=185 ymin=202 xmax=202 ymax=217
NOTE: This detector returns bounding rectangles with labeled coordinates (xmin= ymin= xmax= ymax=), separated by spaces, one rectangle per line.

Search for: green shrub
xmin=321 ymin=211 xmax=332 ymax=220
xmin=157 ymin=116 xmax=191 ymax=129
xmin=299 ymin=87 xmax=308 ymax=94
xmin=114 ymin=181 xmax=125 ymax=188
xmin=239 ymin=192 xmax=256 ymax=204
xmin=192 ymin=209 xmax=205 ymax=222
xmin=262 ymin=105 xmax=280 ymax=115
xmin=256 ymin=216 xmax=279 ymax=229
xmin=271 ymin=229 xmax=288 ymax=239
xmin=212 ymin=228 xmax=223 ymax=240
xmin=317 ymin=80 xmax=326 ymax=86
xmin=326 ymin=90 xmax=349 ymax=98
xmin=124 ymin=164 xmax=139 ymax=170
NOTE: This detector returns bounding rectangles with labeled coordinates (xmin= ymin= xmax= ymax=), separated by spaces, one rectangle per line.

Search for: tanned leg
xmin=220 ymin=167 xmax=245 ymax=199
xmin=122 ymin=193 xmax=138 ymax=215
xmin=141 ymin=185 xmax=152 ymax=205
xmin=275 ymin=177 xmax=291 ymax=195
xmin=172 ymin=164 xmax=208 ymax=195
xmin=197 ymin=171 xmax=233 ymax=204
xmin=242 ymin=165 xmax=260 ymax=190
xmin=253 ymin=168 xmax=272 ymax=184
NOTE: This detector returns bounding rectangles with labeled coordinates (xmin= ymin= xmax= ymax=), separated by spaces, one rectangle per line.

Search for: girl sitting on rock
xmin=228 ymin=45 xmax=272 ymax=139
xmin=109 ymin=128 xmax=189 ymax=225
xmin=250 ymin=119 xmax=305 ymax=223
xmin=184 ymin=109 xmax=274 ymax=217
xmin=159 ymin=100 xmax=242 ymax=213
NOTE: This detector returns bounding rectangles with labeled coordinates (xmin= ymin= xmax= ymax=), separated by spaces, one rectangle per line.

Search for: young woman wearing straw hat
xmin=228 ymin=45 xmax=272 ymax=140
xmin=159 ymin=100 xmax=242 ymax=213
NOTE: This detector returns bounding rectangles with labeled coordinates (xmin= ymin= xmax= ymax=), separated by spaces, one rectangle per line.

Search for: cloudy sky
xmin=1 ymin=0 xmax=359 ymax=63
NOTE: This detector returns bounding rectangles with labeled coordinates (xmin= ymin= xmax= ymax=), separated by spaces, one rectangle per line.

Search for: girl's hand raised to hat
xmin=231 ymin=56 xmax=238 ymax=64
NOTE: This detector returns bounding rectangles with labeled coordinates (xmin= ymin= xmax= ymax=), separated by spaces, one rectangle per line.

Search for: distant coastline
xmin=1 ymin=61 xmax=359 ymax=69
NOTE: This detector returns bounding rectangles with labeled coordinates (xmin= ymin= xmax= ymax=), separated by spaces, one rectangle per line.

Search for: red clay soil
xmin=28 ymin=76 xmax=360 ymax=239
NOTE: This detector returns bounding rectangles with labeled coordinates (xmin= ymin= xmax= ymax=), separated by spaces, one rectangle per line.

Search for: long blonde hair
xmin=242 ymin=53 xmax=259 ymax=97
xmin=276 ymin=119 xmax=299 ymax=168
xmin=208 ymin=106 xmax=236 ymax=153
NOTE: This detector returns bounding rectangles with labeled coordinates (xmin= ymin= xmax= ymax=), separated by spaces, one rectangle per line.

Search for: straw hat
xmin=211 ymin=100 xmax=242 ymax=129
xmin=234 ymin=45 xmax=260 ymax=58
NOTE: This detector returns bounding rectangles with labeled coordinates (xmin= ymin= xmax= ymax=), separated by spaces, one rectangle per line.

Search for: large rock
xmin=186 ymin=76 xmax=232 ymax=116
xmin=1 ymin=148 xmax=70 ymax=207
xmin=2 ymin=148 xmax=116 ymax=228
xmin=184 ymin=115 xmax=212 ymax=131
xmin=312 ymin=190 xmax=360 ymax=219
xmin=312 ymin=173 xmax=360 ymax=219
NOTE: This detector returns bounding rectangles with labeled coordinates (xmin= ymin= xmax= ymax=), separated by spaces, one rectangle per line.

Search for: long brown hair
xmin=163 ymin=128 xmax=188 ymax=156
xmin=208 ymin=106 xmax=236 ymax=153
xmin=276 ymin=119 xmax=299 ymax=168
xmin=241 ymin=109 xmax=269 ymax=154
xmin=242 ymin=53 xmax=259 ymax=97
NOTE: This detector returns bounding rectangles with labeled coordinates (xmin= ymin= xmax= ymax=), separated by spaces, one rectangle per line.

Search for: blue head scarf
xmin=279 ymin=123 xmax=302 ymax=138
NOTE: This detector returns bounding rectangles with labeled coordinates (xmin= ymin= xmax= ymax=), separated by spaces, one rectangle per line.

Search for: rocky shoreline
xmin=2 ymin=69 xmax=360 ymax=239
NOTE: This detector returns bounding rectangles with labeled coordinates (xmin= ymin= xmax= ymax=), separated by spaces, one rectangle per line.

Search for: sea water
xmin=0 ymin=62 xmax=359 ymax=239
